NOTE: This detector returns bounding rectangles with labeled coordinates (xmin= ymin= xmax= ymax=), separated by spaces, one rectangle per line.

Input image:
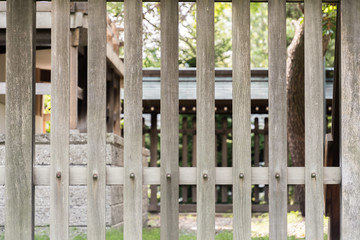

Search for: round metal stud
xmin=311 ymin=172 xmax=316 ymax=178
xmin=203 ymin=173 xmax=208 ymax=179
xmin=166 ymin=173 xmax=171 ymax=179
xmin=239 ymin=173 xmax=244 ymax=179
xmin=275 ymin=173 xmax=280 ymax=179
xmin=56 ymin=171 xmax=62 ymax=179
xmin=93 ymin=173 xmax=98 ymax=180
xmin=130 ymin=173 xmax=135 ymax=179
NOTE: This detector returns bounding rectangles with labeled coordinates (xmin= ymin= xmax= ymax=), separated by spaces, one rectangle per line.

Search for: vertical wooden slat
xmin=221 ymin=117 xmax=228 ymax=203
xmin=160 ymin=1 xmax=179 ymax=238
xmin=182 ymin=117 xmax=188 ymax=203
xmin=150 ymin=113 xmax=158 ymax=211
xmin=304 ymin=0 xmax=324 ymax=239
xmin=232 ymin=0 xmax=251 ymax=239
xmin=114 ymin=74 xmax=121 ymax=136
xmin=191 ymin=117 xmax=197 ymax=202
xmin=50 ymin=0 xmax=70 ymax=239
xmin=124 ymin=0 xmax=143 ymax=239
xmin=87 ymin=0 xmax=107 ymax=239
xmin=268 ymin=0 xmax=287 ymax=239
xmin=5 ymin=1 xmax=36 ymax=239
xmin=197 ymin=0 xmax=215 ymax=239
xmin=254 ymin=118 xmax=260 ymax=203
xmin=106 ymin=68 xmax=115 ymax=132
xmin=340 ymin=1 xmax=360 ymax=238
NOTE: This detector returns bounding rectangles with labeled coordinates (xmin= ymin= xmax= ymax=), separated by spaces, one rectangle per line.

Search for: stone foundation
xmin=0 ymin=133 xmax=149 ymax=230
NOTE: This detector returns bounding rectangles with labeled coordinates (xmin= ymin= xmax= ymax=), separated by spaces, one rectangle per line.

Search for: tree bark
xmin=287 ymin=20 xmax=330 ymax=216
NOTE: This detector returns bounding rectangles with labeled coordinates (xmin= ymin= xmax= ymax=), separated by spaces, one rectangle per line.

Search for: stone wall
xmin=0 ymin=133 xmax=149 ymax=232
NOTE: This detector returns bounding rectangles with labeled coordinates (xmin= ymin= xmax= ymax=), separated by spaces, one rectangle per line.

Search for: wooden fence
xmin=2 ymin=0 xmax=360 ymax=240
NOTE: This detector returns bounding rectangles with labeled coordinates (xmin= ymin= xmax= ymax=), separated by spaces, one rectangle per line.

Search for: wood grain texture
xmin=196 ymin=0 xmax=215 ymax=239
xmin=340 ymin=0 xmax=360 ymax=238
xmin=70 ymin=30 xmax=78 ymax=130
xmin=268 ymin=0 xmax=287 ymax=239
xmin=50 ymin=0 xmax=70 ymax=239
xmin=232 ymin=0 xmax=251 ymax=239
xmin=5 ymin=1 xmax=36 ymax=239
xmin=160 ymin=1 xmax=179 ymax=238
xmin=87 ymin=0 xmax=107 ymax=239
xmin=182 ymin=117 xmax=188 ymax=202
xmin=304 ymin=0 xmax=324 ymax=239
xmin=124 ymin=0 xmax=143 ymax=239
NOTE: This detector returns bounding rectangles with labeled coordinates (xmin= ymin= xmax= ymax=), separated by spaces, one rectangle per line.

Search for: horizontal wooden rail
xmin=0 ymin=0 xmax=341 ymax=3
xmin=0 ymin=167 xmax=340 ymax=185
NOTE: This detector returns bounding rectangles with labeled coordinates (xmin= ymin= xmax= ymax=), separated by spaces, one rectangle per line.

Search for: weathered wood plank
xmin=340 ymin=0 xmax=360 ymax=238
xmin=1 ymin=166 xmax=340 ymax=185
xmin=5 ymin=1 xmax=36 ymax=239
xmin=149 ymin=113 xmax=158 ymax=211
xmin=160 ymin=1 xmax=179 ymax=238
xmin=124 ymin=0 xmax=143 ymax=239
xmin=304 ymin=0 xmax=324 ymax=239
xmin=268 ymin=0 xmax=287 ymax=239
xmin=254 ymin=118 xmax=260 ymax=203
xmin=191 ymin=117 xmax=197 ymax=202
xmin=196 ymin=0 xmax=215 ymax=239
xmin=50 ymin=0 xmax=70 ymax=239
xmin=305 ymin=0 xmax=325 ymax=239
xmin=232 ymin=0 xmax=251 ymax=239
xmin=87 ymin=0 xmax=107 ymax=239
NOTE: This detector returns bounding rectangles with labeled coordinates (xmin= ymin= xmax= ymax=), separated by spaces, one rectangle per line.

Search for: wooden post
xmin=232 ymin=0 xmax=251 ymax=238
xmin=50 ymin=0 xmax=70 ymax=239
xmin=87 ymin=0 xmax=107 ymax=239
xmin=254 ymin=118 xmax=260 ymax=203
xmin=149 ymin=113 xmax=158 ymax=211
xmin=197 ymin=0 xmax=215 ymax=239
xmin=304 ymin=0 xmax=324 ymax=239
xmin=268 ymin=0 xmax=287 ymax=239
xmin=340 ymin=0 xmax=360 ymax=238
xmin=221 ymin=117 xmax=228 ymax=203
xmin=70 ymin=29 xmax=79 ymax=130
xmin=124 ymin=0 xmax=143 ymax=239
xmin=182 ymin=117 xmax=188 ymax=203
xmin=5 ymin=1 xmax=36 ymax=239
xmin=160 ymin=0 xmax=179 ymax=238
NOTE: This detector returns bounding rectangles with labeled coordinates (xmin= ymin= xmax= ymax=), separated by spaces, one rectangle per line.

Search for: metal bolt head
xmin=56 ymin=171 xmax=62 ymax=179
xmin=166 ymin=173 xmax=171 ymax=179
xmin=130 ymin=173 xmax=135 ymax=179
xmin=93 ymin=173 xmax=98 ymax=180
xmin=275 ymin=173 xmax=280 ymax=179
xmin=239 ymin=173 xmax=244 ymax=179
xmin=203 ymin=173 xmax=208 ymax=179
xmin=311 ymin=172 xmax=316 ymax=178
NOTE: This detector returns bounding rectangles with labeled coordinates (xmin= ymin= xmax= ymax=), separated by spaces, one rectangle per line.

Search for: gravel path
xmin=147 ymin=212 xmax=328 ymax=238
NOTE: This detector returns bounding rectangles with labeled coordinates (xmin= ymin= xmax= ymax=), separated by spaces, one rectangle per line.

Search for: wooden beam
xmin=160 ymin=0 xmax=179 ymax=239
xmin=304 ymin=0 xmax=324 ymax=239
xmin=50 ymin=0 xmax=70 ymax=239
xmin=87 ymin=0 xmax=107 ymax=239
xmin=340 ymin=0 xmax=360 ymax=238
xmin=197 ymin=0 xmax=215 ymax=239
xmin=268 ymin=0 xmax=287 ymax=239
xmin=232 ymin=0 xmax=251 ymax=239
xmin=5 ymin=1 xmax=36 ymax=239
xmin=70 ymin=30 xmax=78 ymax=130
xmin=124 ymin=0 xmax=143 ymax=239
xmin=0 ymin=166 xmax=341 ymax=186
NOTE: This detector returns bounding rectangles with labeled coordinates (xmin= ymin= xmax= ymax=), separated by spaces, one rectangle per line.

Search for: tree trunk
xmin=287 ymin=20 xmax=330 ymax=216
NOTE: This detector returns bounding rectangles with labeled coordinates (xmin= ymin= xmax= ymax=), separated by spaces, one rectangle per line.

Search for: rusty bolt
xmin=56 ymin=171 xmax=61 ymax=179
xmin=239 ymin=173 xmax=244 ymax=179
xmin=275 ymin=173 xmax=280 ymax=179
